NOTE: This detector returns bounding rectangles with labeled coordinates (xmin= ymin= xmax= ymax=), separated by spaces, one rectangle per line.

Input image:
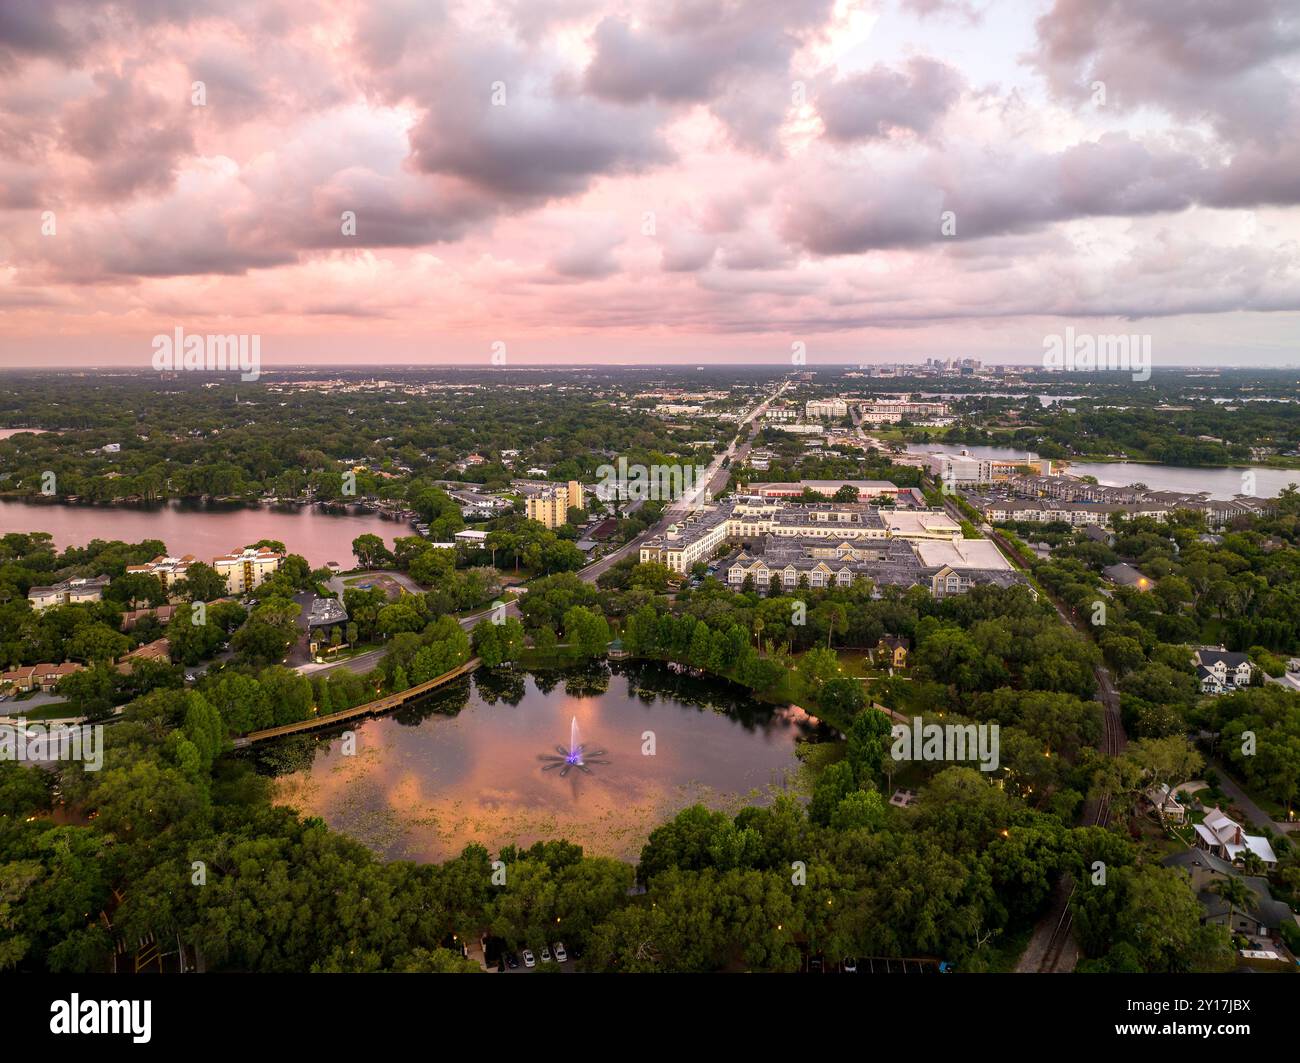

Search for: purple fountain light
xmin=540 ymin=715 xmax=607 ymax=777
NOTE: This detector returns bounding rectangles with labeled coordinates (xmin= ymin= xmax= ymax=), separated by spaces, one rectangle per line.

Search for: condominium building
xmin=213 ymin=546 xmax=284 ymax=595
xmin=805 ymin=398 xmax=848 ymax=419
xmin=1 ymin=661 xmax=85 ymax=693
xmin=525 ymin=480 xmax=584 ymax=530
xmin=927 ymin=450 xmax=1051 ymax=486
xmin=857 ymin=399 xmax=951 ymax=423
xmin=125 ymin=554 xmax=196 ymax=592
xmin=719 ymin=532 xmax=1022 ymax=598
xmin=27 ymin=575 xmax=111 ymax=611
xmin=639 ymin=496 xmax=977 ymax=573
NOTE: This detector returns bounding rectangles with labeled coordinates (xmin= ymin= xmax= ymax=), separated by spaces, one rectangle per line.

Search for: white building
xmin=1194 ymin=807 xmax=1277 ymax=868
xmin=27 ymin=575 xmax=112 ymax=611
xmin=1194 ymin=648 xmax=1254 ymax=694
xmin=805 ymin=398 xmax=848 ymax=419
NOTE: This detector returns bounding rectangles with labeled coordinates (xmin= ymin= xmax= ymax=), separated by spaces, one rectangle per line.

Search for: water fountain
xmin=540 ymin=715 xmax=608 ymax=776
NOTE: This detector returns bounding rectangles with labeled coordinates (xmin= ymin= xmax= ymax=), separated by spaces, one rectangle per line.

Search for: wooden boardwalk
xmin=232 ymin=657 xmax=480 ymax=747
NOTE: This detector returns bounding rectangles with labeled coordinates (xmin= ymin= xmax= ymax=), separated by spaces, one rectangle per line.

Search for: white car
xmin=522 ymin=949 xmax=536 ymax=968
xmin=540 ymin=946 xmax=553 ymax=963
xmin=553 ymin=942 xmax=567 ymax=963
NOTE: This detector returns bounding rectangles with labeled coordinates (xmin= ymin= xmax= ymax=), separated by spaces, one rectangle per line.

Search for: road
xmin=1207 ymin=757 xmax=1294 ymax=835
xmin=301 ymin=380 xmax=788 ymax=676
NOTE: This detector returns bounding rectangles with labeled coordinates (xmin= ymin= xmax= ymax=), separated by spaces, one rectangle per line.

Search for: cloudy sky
xmin=1 ymin=0 xmax=1298 ymax=368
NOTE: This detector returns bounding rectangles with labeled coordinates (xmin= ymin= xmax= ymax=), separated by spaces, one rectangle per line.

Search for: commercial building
xmin=27 ymin=575 xmax=111 ymax=611
xmin=524 ymin=480 xmax=584 ymax=529
xmin=213 ymin=546 xmax=284 ymax=595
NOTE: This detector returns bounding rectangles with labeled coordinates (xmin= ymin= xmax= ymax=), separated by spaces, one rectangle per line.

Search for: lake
xmin=909 ymin=444 xmax=1299 ymax=500
xmin=0 ymin=497 xmax=410 ymax=569
xmin=262 ymin=663 xmax=819 ymax=863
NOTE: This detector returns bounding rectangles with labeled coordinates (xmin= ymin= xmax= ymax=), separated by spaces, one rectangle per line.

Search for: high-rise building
xmin=525 ymin=480 xmax=584 ymax=529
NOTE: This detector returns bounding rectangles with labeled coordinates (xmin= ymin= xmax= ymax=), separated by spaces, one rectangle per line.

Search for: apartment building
xmin=213 ymin=546 xmax=284 ymax=595
xmin=805 ymin=398 xmax=848 ymax=419
xmin=857 ymin=399 xmax=951 ymax=423
xmin=27 ymin=575 xmax=111 ymax=611
xmin=125 ymin=554 xmax=196 ymax=592
xmin=640 ymin=496 xmax=983 ymax=574
xmin=975 ymin=497 xmax=1174 ymax=526
xmin=927 ymin=451 xmax=1051 ymax=486
xmin=1 ymin=661 xmax=85 ymax=693
xmin=720 ymin=531 xmax=1022 ymax=598
xmin=525 ymin=480 xmax=584 ymax=530
xmin=744 ymin=479 xmax=903 ymax=500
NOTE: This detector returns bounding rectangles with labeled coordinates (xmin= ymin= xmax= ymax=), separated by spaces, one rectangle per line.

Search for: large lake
xmin=0 ymin=498 xmax=408 ymax=569
xmin=262 ymin=663 xmax=818 ymax=863
xmin=911 ymin=444 xmax=1299 ymax=500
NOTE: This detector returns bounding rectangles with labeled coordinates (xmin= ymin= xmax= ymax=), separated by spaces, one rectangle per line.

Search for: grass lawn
xmin=18 ymin=702 xmax=83 ymax=721
xmin=834 ymin=648 xmax=876 ymax=678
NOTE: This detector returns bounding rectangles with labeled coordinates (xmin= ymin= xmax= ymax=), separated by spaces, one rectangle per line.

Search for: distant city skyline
xmin=2 ymin=1 xmax=1298 ymax=368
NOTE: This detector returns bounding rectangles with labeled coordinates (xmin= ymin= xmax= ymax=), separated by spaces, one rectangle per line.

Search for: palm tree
xmin=1210 ymin=876 xmax=1254 ymax=916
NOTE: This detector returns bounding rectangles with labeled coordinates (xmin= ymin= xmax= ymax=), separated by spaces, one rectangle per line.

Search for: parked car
xmin=553 ymin=942 xmax=567 ymax=963
xmin=522 ymin=950 xmax=535 ymax=968
xmin=505 ymin=953 xmax=520 ymax=969
xmin=808 ymin=955 xmax=823 ymax=974
xmin=843 ymin=957 xmax=858 ymax=973
xmin=540 ymin=946 xmax=553 ymax=963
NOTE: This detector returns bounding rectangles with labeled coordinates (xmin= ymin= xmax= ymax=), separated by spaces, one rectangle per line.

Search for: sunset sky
xmin=1 ymin=0 xmax=1298 ymax=368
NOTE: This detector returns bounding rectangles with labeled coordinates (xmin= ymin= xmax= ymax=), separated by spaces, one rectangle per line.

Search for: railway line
xmin=935 ymin=488 xmax=1131 ymax=973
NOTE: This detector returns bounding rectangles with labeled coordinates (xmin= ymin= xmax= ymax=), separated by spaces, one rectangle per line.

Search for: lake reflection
xmin=264 ymin=662 xmax=819 ymax=862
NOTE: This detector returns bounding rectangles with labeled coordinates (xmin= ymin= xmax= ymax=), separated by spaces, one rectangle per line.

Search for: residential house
xmin=875 ymin=637 xmax=910 ymax=670
xmin=1143 ymin=782 xmax=1186 ymax=823
xmin=1163 ymin=849 xmax=1297 ymax=944
xmin=1193 ymin=806 xmax=1277 ymax=868
xmin=1194 ymin=648 xmax=1253 ymax=694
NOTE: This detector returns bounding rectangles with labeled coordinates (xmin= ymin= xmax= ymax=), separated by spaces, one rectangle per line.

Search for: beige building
xmin=126 ymin=554 xmax=195 ymax=593
xmin=213 ymin=546 xmax=284 ymax=595
xmin=525 ymin=481 xmax=584 ymax=529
